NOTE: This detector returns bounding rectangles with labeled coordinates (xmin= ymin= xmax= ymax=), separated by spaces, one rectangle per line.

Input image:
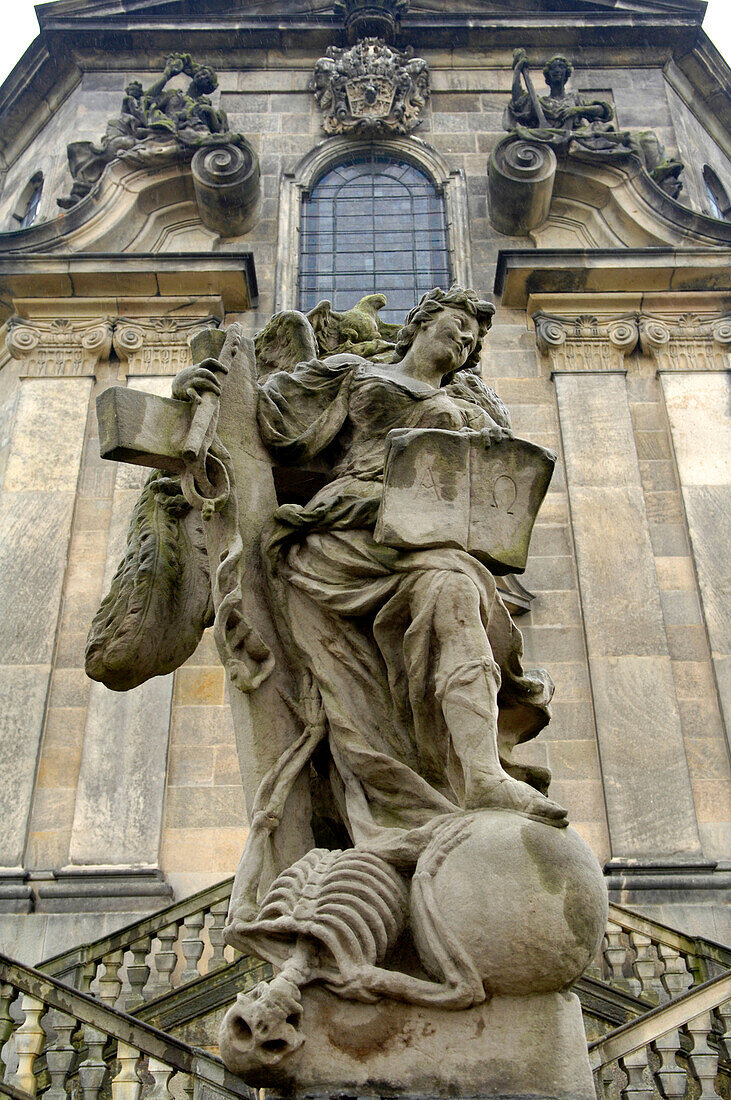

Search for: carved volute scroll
xmin=6 ymin=316 xmax=114 ymax=377
xmin=113 ymin=316 xmax=221 ymax=376
xmin=533 ymin=312 xmax=640 ymax=372
xmin=639 ymin=313 xmax=731 ymax=371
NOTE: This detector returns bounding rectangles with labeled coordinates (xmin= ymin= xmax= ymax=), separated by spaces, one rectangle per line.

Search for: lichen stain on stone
xmin=325 ymin=1002 xmax=411 ymax=1060
xmin=520 ymin=819 xmax=567 ymax=896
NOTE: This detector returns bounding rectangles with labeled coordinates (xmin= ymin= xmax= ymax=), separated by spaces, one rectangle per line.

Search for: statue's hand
xmin=172 ymin=358 xmax=228 ymax=404
xmin=512 ymin=48 xmax=528 ymax=71
xmin=164 ymin=54 xmax=186 ymax=77
xmin=480 ymin=425 xmax=514 ymax=447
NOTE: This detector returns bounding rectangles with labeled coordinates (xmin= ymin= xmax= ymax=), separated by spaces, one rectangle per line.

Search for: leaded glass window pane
xmin=299 ymin=153 xmax=451 ymax=324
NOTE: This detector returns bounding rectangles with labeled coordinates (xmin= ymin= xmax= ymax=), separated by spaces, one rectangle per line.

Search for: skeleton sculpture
xmin=87 ymin=287 xmax=607 ymax=1092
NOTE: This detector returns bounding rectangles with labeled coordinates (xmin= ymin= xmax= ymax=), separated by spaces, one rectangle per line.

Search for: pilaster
xmin=533 ymin=308 xmax=711 ymax=897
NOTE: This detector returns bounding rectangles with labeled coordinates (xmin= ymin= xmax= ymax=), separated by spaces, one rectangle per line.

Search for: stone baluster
xmin=45 ymin=1009 xmax=78 ymax=1100
xmin=182 ymin=1073 xmax=196 ymax=1100
xmin=11 ymin=995 xmax=46 ymax=1097
xmin=604 ymin=922 xmax=630 ymax=989
xmin=0 ymin=983 xmax=17 ymax=1078
xmin=78 ymin=1025 xmax=108 ymax=1100
xmin=180 ymin=913 xmax=206 ymax=984
xmin=619 ymin=1047 xmax=654 ymax=1100
xmin=152 ymin=925 xmax=180 ymax=997
xmin=686 ymin=1012 xmax=719 ymax=1100
xmin=716 ymin=998 xmax=731 ymax=1062
xmin=97 ymin=950 xmax=124 ymax=1008
xmin=125 ymin=936 xmax=152 ymax=1009
xmin=78 ymin=960 xmax=98 ymax=996
xmin=112 ymin=1041 xmax=141 ymax=1100
xmin=657 ymin=943 xmax=694 ymax=1001
xmin=147 ymin=1058 xmax=175 ymax=1100
xmin=208 ymin=900 xmax=230 ymax=971
xmin=629 ymin=932 xmax=662 ymax=1003
xmin=653 ymin=1028 xmax=687 ymax=1100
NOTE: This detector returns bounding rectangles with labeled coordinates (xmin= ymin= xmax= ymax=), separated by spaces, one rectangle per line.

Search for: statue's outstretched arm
xmin=85 ymin=470 xmax=213 ymax=692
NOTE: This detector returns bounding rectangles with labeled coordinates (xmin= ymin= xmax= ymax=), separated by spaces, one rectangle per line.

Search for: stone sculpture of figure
xmin=58 ymin=53 xmax=241 ymax=208
xmin=87 ymin=286 xmax=607 ymax=1090
xmin=505 ymin=50 xmax=638 ymax=159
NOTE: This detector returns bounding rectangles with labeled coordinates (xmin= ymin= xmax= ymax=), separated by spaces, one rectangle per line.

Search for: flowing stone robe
xmin=257 ymin=355 xmax=554 ymax=867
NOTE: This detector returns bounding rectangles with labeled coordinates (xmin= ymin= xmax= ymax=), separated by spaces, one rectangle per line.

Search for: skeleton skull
xmin=219 ymin=975 xmax=305 ymax=1082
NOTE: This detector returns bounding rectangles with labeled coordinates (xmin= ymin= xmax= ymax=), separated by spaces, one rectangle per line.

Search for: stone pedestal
xmin=248 ymin=986 xmax=595 ymax=1100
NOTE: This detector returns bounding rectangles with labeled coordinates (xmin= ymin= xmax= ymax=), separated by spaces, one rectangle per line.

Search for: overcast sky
xmin=0 ymin=0 xmax=729 ymax=87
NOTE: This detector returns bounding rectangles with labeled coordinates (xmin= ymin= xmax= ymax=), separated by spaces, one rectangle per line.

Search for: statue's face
xmin=421 ymin=307 xmax=480 ymax=371
xmin=126 ymin=82 xmax=143 ymax=97
xmin=194 ymin=69 xmax=217 ymax=95
xmin=546 ymin=61 xmax=568 ymax=87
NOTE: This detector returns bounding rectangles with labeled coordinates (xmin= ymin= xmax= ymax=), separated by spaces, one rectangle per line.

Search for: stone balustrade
xmin=0 ymin=951 xmax=253 ymax=1100
xmin=590 ymin=971 xmax=731 ymax=1100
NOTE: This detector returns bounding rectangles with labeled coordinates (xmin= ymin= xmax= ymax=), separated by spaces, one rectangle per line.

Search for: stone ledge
xmin=32 ymin=867 xmax=174 ymax=913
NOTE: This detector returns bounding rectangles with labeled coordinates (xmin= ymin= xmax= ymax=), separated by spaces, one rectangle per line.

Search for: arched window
xmin=299 ymin=153 xmax=451 ymax=323
xmin=702 ymin=165 xmax=731 ymax=221
xmin=13 ymin=172 xmax=44 ymax=229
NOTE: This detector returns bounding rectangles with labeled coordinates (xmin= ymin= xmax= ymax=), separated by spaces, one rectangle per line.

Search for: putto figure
xmin=58 ymin=53 xmax=249 ymax=209
xmin=87 ymin=286 xmax=607 ymax=1094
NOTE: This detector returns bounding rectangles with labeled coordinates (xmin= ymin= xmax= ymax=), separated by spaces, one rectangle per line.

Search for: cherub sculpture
xmin=87 ymin=287 xmax=606 ymax=1089
xmin=58 ymin=53 xmax=246 ymax=209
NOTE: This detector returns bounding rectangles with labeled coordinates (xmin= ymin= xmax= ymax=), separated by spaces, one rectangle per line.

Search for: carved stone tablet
xmin=374 ymin=428 xmax=555 ymax=574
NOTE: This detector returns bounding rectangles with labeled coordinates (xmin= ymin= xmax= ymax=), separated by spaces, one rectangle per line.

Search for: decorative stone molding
xmin=113 ymin=316 xmax=220 ymax=376
xmin=275 ymin=136 xmax=471 ymax=311
xmin=639 ymin=313 xmax=731 ymax=371
xmin=311 ymin=39 xmax=429 ymax=136
xmin=488 ymin=137 xmax=557 ymax=237
xmin=533 ymin=312 xmax=639 ymax=372
xmin=333 ymin=0 xmax=410 ymax=44
xmin=191 ymin=143 xmax=261 ymax=237
xmin=6 ymin=316 xmax=114 ymax=377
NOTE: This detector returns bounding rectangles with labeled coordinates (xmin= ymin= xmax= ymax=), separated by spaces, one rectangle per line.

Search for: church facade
xmin=0 ymin=0 xmax=729 ymax=973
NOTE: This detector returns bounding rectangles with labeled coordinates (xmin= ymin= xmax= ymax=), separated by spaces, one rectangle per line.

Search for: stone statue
xmin=506 ymin=51 xmax=639 ymax=160
xmin=58 ymin=53 xmax=250 ymax=209
xmin=87 ymin=287 xmax=607 ymax=1098
xmin=504 ymin=50 xmax=684 ymax=198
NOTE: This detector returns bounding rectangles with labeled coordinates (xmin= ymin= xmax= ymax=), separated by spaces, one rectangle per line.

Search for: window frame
xmin=274 ymin=136 xmax=473 ymax=312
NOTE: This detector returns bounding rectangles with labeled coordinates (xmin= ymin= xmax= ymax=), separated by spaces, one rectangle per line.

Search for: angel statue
xmin=88 ymin=286 xmax=606 ymax=1091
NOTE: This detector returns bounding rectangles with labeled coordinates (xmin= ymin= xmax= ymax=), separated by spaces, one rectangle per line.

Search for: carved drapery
xmin=533 ymin=311 xmax=639 ymax=371
xmin=639 ymin=313 xmax=731 ymax=371
xmin=7 ymin=317 xmax=114 ymax=377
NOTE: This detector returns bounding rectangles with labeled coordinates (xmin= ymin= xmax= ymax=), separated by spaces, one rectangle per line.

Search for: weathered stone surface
xmin=222 ymin=986 xmax=595 ymax=1099
xmin=554 ymin=370 xmax=703 ymax=862
xmin=0 ymin=378 xmax=91 ymax=871
xmin=661 ymin=371 xmax=731 ymax=758
xmin=375 ymin=427 xmax=555 ymax=574
xmin=70 ymin=377 xmax=176 ymax=874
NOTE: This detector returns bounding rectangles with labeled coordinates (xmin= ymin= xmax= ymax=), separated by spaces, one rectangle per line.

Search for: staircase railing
xmin=40 ymin=879 xmax=236 ymax=1010
xmin=40 ymin=877 xmax=731 ymax=1015
xmin=0 ymin=952 xmax=253 ymax=1100
xmin=590 ymin=970 xmax=731 ymax=1100
xmin=590 ymin=905 xmax=731 ymax=1004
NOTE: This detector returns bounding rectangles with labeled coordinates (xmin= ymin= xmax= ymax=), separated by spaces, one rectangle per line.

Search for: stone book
xmin=375 ymin=428 xmax=556 ymax=575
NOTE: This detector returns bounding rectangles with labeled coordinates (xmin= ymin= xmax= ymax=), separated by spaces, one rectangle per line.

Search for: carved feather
xmin=254 ymin=310 xmax=319 ymax=380
xmin=85 ymin=471 xmax=213 ymax=691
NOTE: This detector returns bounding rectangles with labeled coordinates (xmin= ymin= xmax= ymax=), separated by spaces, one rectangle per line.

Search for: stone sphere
xmin=410 ymin=809 xmax=608 ymax=996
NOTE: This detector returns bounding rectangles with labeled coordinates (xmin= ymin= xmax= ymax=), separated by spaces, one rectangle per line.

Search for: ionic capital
xmin=6 ymin=316 xmax=114 ymax=377
xmin=533 ymin=311 xmax=639 ymax=372
xmin=639 ymin=312 xmax=731 ymax=370
xmin=113 ymin=315 xmax=220 ymax=376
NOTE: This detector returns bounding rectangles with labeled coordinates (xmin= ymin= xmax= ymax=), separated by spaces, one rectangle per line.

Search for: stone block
xmin=589 ymin=655 xmax=702 ymax=858
xmin=0 ymin=665 xmax=52 ymax=866
xmin=173 ymin=666 xmax=226 ymax=706
xmin=2 ymin=379 xmax=90 ymax=492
